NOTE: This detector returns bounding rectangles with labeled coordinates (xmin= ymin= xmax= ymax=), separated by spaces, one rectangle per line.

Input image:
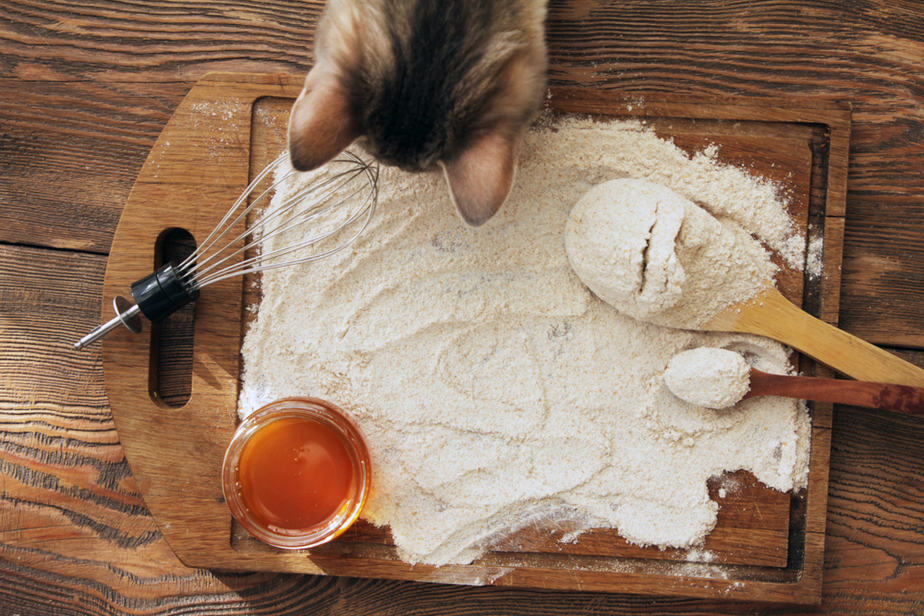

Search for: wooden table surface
xmin=1 ymin=1 xmax=921 ymax=614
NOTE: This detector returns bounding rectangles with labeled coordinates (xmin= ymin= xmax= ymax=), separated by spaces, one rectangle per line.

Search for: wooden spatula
xmin=705 ymin=287 xmax=924 ymax=387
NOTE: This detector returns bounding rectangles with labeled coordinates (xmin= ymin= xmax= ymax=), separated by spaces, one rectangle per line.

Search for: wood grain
xmin=705 ymin=286 xmax=924 ymax=386
xmin=0 ymin=1 xmax=320 ymax=82
xmin=3 ymin=0 xmax=919 ymax=347
xmin=0 ymin=246 xmax=921 ymax=616
xmin=0 ymin=0 xmax=922 ymax=613
xmin=0 ymin=244 xmax=229 ymax=613
xmin=746 ymin=370 xmax=924 ymax=415
xmin=0 ymin=79 xmax=191 ymax=254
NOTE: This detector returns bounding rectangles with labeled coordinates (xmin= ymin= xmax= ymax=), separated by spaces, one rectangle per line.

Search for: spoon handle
xmin=707 ymin=288 xmax=924 ymax=386
xmin=747 ymin=370 xmax=924 ymax=415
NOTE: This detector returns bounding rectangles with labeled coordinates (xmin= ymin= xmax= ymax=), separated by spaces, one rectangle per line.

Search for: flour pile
xmin=665 ymin=348 xmax=752 ymax=409
xmin=238 ymin=117 xmax=811 ymax=565
xmin=565 ymin=178 xmax=774 ymax=328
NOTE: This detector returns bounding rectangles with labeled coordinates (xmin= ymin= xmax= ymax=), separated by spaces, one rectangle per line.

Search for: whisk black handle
xmin=131 ymin=263 xmax=199 ymax=323
xmin=73 ymin=263 xmax=199 ymax=350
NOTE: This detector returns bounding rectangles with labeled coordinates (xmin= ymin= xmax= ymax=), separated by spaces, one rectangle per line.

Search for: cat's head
xmin=287 ymin=0 xmax=547 ymax=226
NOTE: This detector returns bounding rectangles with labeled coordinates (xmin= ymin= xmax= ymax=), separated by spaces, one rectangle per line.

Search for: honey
xmin=238 ymin=416 xmax=354 ymax=530
xmin=222 ymin=398 xmax=370 ymax=549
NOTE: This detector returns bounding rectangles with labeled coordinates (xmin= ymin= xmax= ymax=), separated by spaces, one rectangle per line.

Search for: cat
xmin=287 ymin=0 xmax=548 ymax=226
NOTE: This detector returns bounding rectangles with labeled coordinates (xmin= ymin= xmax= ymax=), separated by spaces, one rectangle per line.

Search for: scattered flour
xmin=684 ymin=547 xmax=716 ymax=563
xmin=664 ymin=348 xmax=752 ymax=409
xmin=805 ymin=228 xmax=824 ymax=279
xmin=237 ymin=116 xmax=812 ymax=566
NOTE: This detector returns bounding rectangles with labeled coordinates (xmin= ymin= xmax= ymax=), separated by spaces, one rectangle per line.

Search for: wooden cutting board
xmin=101 ymin=72 xmax=849 ymax=604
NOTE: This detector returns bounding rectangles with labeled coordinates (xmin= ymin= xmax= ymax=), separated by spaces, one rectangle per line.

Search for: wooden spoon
xmin=745 ymin=368 xmax=924 ymax=415
xmin=705 ymin=287 xmax=924 ymax=387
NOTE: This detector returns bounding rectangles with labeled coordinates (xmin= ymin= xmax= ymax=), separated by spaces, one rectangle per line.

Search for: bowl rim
xmin=221 ymin=396 xmax=371 ymax=550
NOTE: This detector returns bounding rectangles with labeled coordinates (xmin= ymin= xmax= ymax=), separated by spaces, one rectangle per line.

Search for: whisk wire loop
xmin=192 ymin=166 xmax=377 ymax=288
xmin=177 ymin=153 xmax=288 ymax=274
xmin=186 ymin=152 xmax=377 ymax=288
xmin=74 ymin=149 xmax=379 ymax=350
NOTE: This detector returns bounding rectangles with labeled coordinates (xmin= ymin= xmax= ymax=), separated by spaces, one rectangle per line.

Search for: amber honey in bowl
xmin=222 ymin=397 xmax=371 ymax=549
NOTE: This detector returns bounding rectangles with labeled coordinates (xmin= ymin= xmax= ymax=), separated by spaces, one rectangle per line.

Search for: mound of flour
xmin=565 ymin=178 xmax=774 ymax=328
xmin=665 ymin=348 xmax=752 ymax=409
xmin=238 ymin=116 xmax=811 ymax=565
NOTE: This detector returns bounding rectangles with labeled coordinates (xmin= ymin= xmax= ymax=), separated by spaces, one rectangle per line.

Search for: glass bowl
xmin=222 ymin=397 xmax=371 ymax=549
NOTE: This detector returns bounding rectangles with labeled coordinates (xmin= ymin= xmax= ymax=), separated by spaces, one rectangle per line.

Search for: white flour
xmin=665 ymin=348 xmax=752 ymax=409
xmin=238 ymin=116 xmax=811 ymax=565
xmin=565 ymin=178 xmax=774 ymax=328
xmin=806 ymin=229 xmax=824 ymax=279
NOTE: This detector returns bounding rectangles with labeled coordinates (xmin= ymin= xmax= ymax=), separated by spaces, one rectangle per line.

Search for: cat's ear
xmin=287 ymin=64 xmax=358 ymax=171
xmin=441 ymin=131 xmax=519 ymax=226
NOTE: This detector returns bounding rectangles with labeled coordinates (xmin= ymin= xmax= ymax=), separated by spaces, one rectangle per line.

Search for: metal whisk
xmin=74 ymin=150 xmax=379 ymax=350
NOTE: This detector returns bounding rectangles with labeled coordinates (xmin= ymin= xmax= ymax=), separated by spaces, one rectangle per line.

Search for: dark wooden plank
xmin=0 ymin=0 xmax=319 ymax=82
xmin=0 ymin=0 xmax=922 ymax=612
xmin=842 ymin=214 xmax=924 ymax=348
xmin=0 ymin=242 xmax=921 ymax=616
xmin=0 ymin=79 xmax=190 ymax=253
xmin=0 ymin=243 xmax=231 ymax=612
xmin=819 ymin=402 xmax=924 ymax=613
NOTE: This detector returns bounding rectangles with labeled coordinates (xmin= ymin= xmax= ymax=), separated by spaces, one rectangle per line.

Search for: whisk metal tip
xmin=73 ymin=297 xmax=142 ymax=350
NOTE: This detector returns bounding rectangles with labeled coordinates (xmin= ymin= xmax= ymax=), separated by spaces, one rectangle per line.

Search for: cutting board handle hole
xmin=150 ymin=227 xmax=197 ymax=408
